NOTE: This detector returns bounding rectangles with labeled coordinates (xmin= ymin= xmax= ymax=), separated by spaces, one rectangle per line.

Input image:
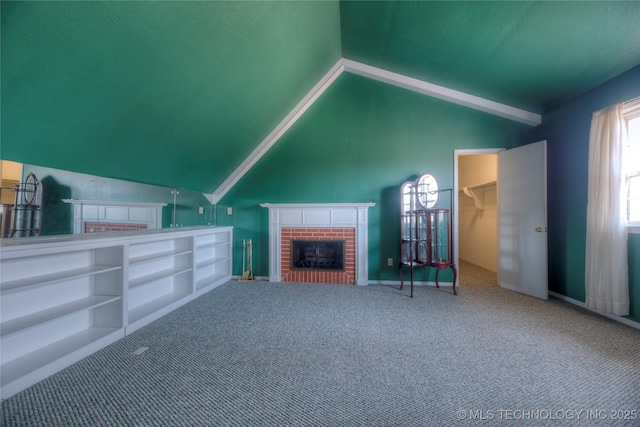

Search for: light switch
xmin=198 ymin=207 xmax=204 ymax=214
xmin=227 ymin=207 xmax=233 ymax=215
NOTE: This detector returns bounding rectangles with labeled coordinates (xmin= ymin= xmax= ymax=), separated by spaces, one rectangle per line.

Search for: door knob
xmin=535 ymin=227 xmax=543 ymax=232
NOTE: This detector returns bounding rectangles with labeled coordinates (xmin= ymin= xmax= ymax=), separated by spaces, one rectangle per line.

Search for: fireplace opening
xmin=291 ymin=240 xmax=345 ymax=271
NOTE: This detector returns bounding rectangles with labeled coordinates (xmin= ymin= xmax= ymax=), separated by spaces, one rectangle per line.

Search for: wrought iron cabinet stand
xmin=398 ymin=173 xmax=457 ymax=297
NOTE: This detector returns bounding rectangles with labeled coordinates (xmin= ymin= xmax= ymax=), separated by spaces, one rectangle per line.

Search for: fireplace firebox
xmin=291 ymin=240 xmax=345 ymax=271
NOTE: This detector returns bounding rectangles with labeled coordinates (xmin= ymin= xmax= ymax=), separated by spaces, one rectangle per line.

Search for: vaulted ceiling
xmin=342 ymin=1 xmax=640 ymax=113
xmin=2 ymin=1 xmax=639 ymax=194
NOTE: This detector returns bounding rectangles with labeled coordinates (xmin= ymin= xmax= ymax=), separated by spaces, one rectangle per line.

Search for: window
xmin=624 ymin=98 xmax=640 ymax=231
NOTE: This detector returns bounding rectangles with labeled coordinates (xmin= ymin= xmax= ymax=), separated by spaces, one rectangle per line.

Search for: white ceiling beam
xmin=205 ymin=59 xmax=345 ymax=205
xmin=342 ymin=59 xmax=542 ymax=126
xmin=206 ymin=58 xmax=542 ymax=204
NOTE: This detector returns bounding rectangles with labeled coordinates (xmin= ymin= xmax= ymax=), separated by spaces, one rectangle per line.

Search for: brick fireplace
xmin=281 ymin=227 xmax=355 ymax=284
xmin=260 ymin=203 xmax=375 ymax=285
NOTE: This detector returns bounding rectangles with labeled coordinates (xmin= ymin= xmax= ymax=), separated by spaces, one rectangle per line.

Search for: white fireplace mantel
xmin=260 ymin=203 xmax=375 ymax=285
xmin=63 ymin=199 xmax=167 ymax=234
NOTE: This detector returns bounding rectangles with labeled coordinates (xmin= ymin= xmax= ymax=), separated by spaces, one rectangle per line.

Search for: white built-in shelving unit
xmin=194 ymin=232 xmax=232 ymax=292
xmin=0 ymin=226 xmax=232 ymax=400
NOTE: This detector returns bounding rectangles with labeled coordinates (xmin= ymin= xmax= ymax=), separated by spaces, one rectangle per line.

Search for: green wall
xmin=536 ymin=65 xmax=640 ymax=323
xmin=220 ymin=73 xmax=534 ymax=282
xmin=1 ymin=1 xmax=341 ymax=193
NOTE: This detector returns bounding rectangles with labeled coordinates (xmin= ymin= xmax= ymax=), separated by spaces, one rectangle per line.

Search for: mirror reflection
xmin=0 ymin=160 xmax=220 ymax=239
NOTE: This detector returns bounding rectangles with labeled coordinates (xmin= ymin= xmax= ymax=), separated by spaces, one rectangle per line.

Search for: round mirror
xmin=416 ymin=173 xmax=439 ymax=208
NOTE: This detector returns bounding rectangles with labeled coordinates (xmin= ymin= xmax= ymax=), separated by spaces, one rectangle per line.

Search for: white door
xmin=498 ymin=140 xmax=548 ymax=299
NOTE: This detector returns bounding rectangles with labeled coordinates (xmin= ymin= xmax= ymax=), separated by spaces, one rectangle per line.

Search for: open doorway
xmin=454 ymin=149 xmax=501 ymax=288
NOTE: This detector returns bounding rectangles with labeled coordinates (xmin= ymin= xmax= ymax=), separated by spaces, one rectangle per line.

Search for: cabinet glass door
xmin=400 ymin=181 xmax=415 ymax=263
xmin=429 ymin=210 xmax=449 ymax=265
xmin=416 ymin=211 xmax=428 ymax=263
xmin=400 ymin=213 xmax=414 ymax=263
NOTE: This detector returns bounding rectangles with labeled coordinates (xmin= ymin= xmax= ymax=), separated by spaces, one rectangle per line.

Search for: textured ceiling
xmin=2 ymin=1 xmax=640 ymax=194
xmin=340 ymin=1 xmax=640 ymax=113
xmin=1 ymin=1 xmax=342 ymax=193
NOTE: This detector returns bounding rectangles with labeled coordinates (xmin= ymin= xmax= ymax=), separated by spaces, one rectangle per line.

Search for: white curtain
xmin=585 ymin=103 xmax=629 ymax=316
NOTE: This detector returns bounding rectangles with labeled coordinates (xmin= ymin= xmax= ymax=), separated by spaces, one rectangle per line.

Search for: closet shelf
xmin=463 ymin=180 xmax=496 ymax=191
xmin=460 ymin=180 xmax=496 ymax=209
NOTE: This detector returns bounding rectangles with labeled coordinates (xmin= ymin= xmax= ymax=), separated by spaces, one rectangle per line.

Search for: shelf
xmin=399 ymin=260 xmax=428 ymax=267
xmin=196 ymin=256 xmax=228 ymax=269
xmin=1 ymin=265 xmax=122 ymax=295
xmin=128 ymin=267 xmax=193 ymax=289
xmin=128 ymin=292 xmax=190 ymax=325
xmin=0 ymin=225 xmax=232 ymax=399
xmin=196 ymin=240 xmax=229 ymax=249
xmin=195 ymin=273 xmax=228 ymax=291
xmin=1 ymin=295 xmax=121 ymax=338
xmin=196 ymin=231 xmax=230 ymax=249
xmin=462 ymin=180 xmax=496 ymax=192
xmin=1 ymin=327 xmax=122 ymax=387
xmin=460 ymin=180 xmax=496 ymax=209
xmin=129 ymin=248 xmax=192 ymax=266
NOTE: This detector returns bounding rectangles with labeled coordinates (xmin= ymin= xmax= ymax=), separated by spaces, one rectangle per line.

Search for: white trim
xmin=206 ymin=60 xmax=345 ymax=204
xmin=623 ymin=96 xmax=640 ymax=116
xmin=549 ymin=291 xmax=640 ymax=331
xmin=368 ymin=280 xmax=451 ymax=288
xmin=206 ymin=59 xmax=542 ymax=203
xmin=453 ymin=148 xmax=504 ymax=281
xmin=260 ymin=202 xmax=375 ymax=210
xmin=62 ymin=199 xmax=167 ymax=208
xmin=342 ymin=59 xmax=542 ymax=126
xmin=232 ymin=275 xmax=269 ymax=282
xmin=625 ymin=104 xmax=640 ymax=229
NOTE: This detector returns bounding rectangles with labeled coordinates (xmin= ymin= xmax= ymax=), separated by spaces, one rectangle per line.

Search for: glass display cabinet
xmin=399 ymin=173 xmax=457 ymax=297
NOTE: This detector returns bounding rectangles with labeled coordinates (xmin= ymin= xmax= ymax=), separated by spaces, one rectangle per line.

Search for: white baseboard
xmin=549 ymin=291 xmax=639 ymax=331
xmin=230 ymin=277 xmax=455 ymax=287
xmin=232 ymin=275 xmax=269 ymax=281
xmin=367 ymin=280 xmax=453 ymax=287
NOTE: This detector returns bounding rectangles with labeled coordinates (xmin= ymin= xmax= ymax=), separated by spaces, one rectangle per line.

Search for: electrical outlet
xmin=227 ymin=207 xmax=233 ymax=215
xmin=387 ymin=258 xmax=393 ymax=266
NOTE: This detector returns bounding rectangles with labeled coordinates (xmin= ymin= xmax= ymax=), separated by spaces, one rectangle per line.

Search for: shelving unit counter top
xmin=0 ymin=226 xmax=233 ymax=256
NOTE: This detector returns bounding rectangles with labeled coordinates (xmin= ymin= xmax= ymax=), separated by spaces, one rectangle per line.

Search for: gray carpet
xmin=2 ymin=280 xmax=639 ymax=426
